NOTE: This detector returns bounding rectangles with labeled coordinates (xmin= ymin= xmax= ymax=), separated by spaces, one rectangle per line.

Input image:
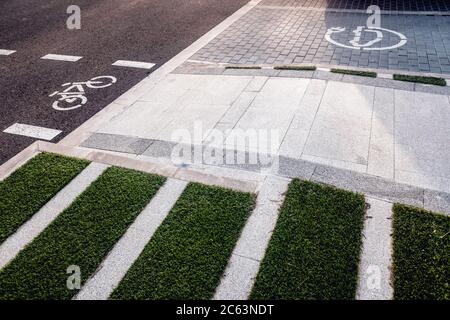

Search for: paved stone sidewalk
xmin=260 ymin=0 xmax=450 ymax=11
xmin=191 ymin=4 xmax=450 ymax=73
xmin=83 ymin=72 xmax=450 ymax=194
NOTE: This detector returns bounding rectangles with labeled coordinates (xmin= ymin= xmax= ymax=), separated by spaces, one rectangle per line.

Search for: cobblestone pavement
xmin=260 ymin=0 xmax=450 ymax=11
xmin=191 ymin=3 xmax=450 ymax=74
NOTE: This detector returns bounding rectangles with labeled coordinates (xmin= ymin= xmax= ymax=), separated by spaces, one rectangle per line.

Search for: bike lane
xmin=0 ymin=54 xmax=150 ymax=164
xmin=0 ymin=0 xmax=250 ymax=164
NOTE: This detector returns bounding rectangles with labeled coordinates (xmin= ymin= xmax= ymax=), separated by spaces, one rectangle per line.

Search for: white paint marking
xmin=0 ymin=163 xmax=108 ymax=270
xmin=75 ymin=178 xmax=188 ymax=300
xmin=446 ymin=79 xmax=450 ymax=87
xmin=41 ymin=54 xmax=82 ymax=62
xmin=317 ymin=67 xmax=331 ymax=72
xmin=0 ymin=49 xmax=16 ymax=56
xmin=325 ymin=26 xmax=407 ymax=51
xmin=214 ymin=176 xmax=290 ymax=300
xmin=112 ymin=60 xmax=155 ymax=70
xmin=3 ymin=123 xmax=62 ymax=141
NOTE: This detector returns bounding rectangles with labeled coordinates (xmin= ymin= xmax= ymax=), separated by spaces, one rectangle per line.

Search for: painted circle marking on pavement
xmin=325 ymin=26 xmax=407 ymax=51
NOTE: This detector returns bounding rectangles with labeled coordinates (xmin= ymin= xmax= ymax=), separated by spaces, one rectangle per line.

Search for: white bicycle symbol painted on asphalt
xmin=49 ymin=76 xmax=117 ymax=111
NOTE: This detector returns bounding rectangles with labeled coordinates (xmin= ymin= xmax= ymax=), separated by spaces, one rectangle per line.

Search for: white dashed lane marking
xmin=112 ymin=60 xmax=156 ymax=69
xmin=0 ymin=49 xmax=16 ymax=56
xmin=41 ymin=54 xmax=83 ymax=62
xmin=3 ymin=123 xmax=62 ymax=140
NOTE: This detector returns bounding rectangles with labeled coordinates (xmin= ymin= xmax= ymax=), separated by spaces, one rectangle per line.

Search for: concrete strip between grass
xmin=356 ymin=197 xmax=394 ymax=300
xmin=75 ymin=178 xmax=188 ymax=300
xmin=110 ymin=183 xmax=256 ymax=299
xmin=0 ymin=162 xmax=108 ymax=270
xmin=0 ymin=167 xmax=165 ymax=299
xmin=213 ymin=176 xmax=290 ymax=300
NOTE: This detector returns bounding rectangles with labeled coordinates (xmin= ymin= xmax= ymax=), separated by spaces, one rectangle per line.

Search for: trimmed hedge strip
xmin=111 ymin=182 xmax=256 ymax=300
xmin=0 ymin=152 xmax=89 ymax=243
xmin=0 ymin=167 xmax=165 ymax=300
xmin=250 ymin=179 xmax=366 ymax=300
xmin=393 ymin=74 xmax=447 ymax=86
xmin=331 ymin=68 xmax=377 ymax=78
xmin=274 ymin=65 xmax=317 ymax=71
xmin=225 ymin=65 xmax=261 ymax=69
xmin=393 ymin=204 xmax=449 ymax=300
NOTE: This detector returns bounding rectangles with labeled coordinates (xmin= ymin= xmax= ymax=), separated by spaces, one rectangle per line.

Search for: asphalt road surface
xmin=0 ymin=0 xmax=249 ymax=164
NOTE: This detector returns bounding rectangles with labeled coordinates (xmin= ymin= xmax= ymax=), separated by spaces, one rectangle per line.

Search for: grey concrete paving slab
xmin=81 ymin=133 xmax=152 ymax=155
xmin=279 ymin=79 xmax=326 ymax=159
xmin=216 ymin=91 xmax=257 ymax=125
xmin=424 ymin=189 xmax=450 ymax=216
xmin=223 ymin=68 xmax=280 ymax=77
xmin=414 ymin=83 xmax=450 ymax=95
xmin=143 ymin=140 xmax=177 ymax=158
xmin=177 ymin=75 xmax=252 ymax=106
xmin=251 ymin=77 xmax=310 ymax=108
xmin=302 ymin=153 xmax=367 ymax=173
xmin=244 ymin=76 xmax=269 ymax=92
xmin=367 ymin=87 xmax=395 ymax=179
xmin=303 ymin=81 xmax=374 ymax=165
xmin=98 ymin=102 xmax=176 ymax=140
xmin=213 ymin=254 xmax=261 ymax=300
xmin=214 ymin=176 xmax=289 ymax=299
xmin=356 ymin=197 xmax=393 ymax=300
xmin=276 ymin=69 xmax=315 ymax=78
xmin=395 ymin=90 xmax=450 ymax=128
xmin=311 ymin=165 xmax=424 ymax=206
xmin=395 ymin=169 xmax=450 ymax=194
xmin=277 ymin=155 xmax=316 ymax=180
xmin=341 ymin=74 xmax=387 ymax=87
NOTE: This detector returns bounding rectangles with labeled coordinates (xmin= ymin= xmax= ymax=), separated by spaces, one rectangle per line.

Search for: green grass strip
xmin=111 ymin=182 xmax=256 ymax=300
xmin=250 ymin=179 xmax=366 ymax=300
xmin=331 ymin=68 xmax=377 ymax=78
xmin=0 ymin=152 xmax=89 ymax=243
xmin=392 ymin=204 xmax=449 ymax=300
xmin=274 ymin=65 xmax=316 ymax=71
xmin=225 ymin=65 xmax=261 ymax=69
xmin=0 ymin=167 xmax=165 ymax=300
xmin=393 ymin=74 xmax=447 ymax=86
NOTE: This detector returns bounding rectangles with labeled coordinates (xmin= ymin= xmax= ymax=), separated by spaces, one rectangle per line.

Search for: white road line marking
xmin=0 ymin=49 xmax=16 ymax=56
xmin=3 ymin=123 xmax=62 ymax=140
xmin=0 ymin=163 xmax=108 ymax=270
xmin=75 ymin=178 xmax=188 ymax=300
xmin=41 ymin=54 xmax=83 ymax=62
xmin=213 ymin=176 xmax=290 ymax=300
xmin=112 ymin=60 xmax=156 ymax=70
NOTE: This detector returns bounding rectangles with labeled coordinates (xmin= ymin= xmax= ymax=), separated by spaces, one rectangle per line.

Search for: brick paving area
xmin=191 ymin=6 xmax=450 ymax=74
xmin=260 ymin=0 xmax=450 ymax=11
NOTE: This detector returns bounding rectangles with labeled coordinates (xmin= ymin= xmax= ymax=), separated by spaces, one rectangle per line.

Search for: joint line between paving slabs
xmin=299 ymin=80 xmax=327 ymax=158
